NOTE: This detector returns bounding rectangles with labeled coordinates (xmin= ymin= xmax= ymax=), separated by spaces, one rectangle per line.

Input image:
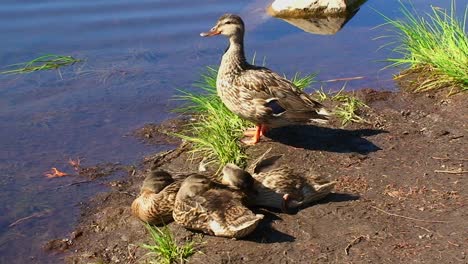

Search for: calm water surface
xmin=0 ymin=0 xmax=461 ymax=262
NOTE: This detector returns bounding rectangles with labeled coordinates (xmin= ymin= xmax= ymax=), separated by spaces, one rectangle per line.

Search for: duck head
xmin=141 ymin=170 xmax=174 ymax=194
xmin=221 ymin=163 xmax=256 ymax=194
xmin=200 ymin=14 xmax=244 ymax=38
xmin=177 ymin=174 xmax=212 ymax=199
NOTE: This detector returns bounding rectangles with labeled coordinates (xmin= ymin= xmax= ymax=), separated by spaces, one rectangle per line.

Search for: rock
xmin=71 ymin=230 xmax=83 ymax=240
xmin=269 ymin=0 xmax=367 ymax=17
xmin=267 ymin=0 xmax=368 ymax=34
xmin=120 ymin=234 xmax=129 ymax=242
xmin=43 ymin=238 xmax=71 ymax=252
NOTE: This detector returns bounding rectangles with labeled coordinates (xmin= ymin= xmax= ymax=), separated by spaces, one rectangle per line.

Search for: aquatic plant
xmin=174 ymin=66 xmax=316 ymax=169
xmin=0 ymin=54 xmax=82 ymax=75
xmin=142 ymin=224 xmax=195 ymax=264
xmin=378 ymin=0 xmax=468 ymax=92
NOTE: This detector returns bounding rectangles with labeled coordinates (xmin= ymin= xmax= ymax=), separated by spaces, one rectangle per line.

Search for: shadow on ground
xmin=317 ymin=192 xmax=360 ymax=204
xmin=266 ymin=125 xmax=386 ymax=154
xmin=246 ymin=210 xmax=295 ymax=243
xmin=244 ymin=192 xmax=359 ymax=243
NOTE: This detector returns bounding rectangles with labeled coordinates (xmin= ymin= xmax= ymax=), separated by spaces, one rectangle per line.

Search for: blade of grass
xmin=0 ymin=54 xmax=82 ymax=75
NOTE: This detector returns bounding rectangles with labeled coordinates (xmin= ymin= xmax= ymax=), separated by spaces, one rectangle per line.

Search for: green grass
xmin=142 ymin=224 xmax=196 ymax=264
xmin=174 ymin=66 xmax=317 ymax=169
xmin=378 ymin=0 xmax=468 ymax=92
xmin=0 ymin=54 xmax=82 ymax=75
xmin=314 ymin=86 xmax=369 ymax=126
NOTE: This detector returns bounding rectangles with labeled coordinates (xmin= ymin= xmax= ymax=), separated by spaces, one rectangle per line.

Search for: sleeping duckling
xmin=131 ymin=170 xmax=182 ymax=225
xmin=173 ymin=174 xmax=264 ymax=238
xmin=222 ymin=157 xmax=335 ymax=212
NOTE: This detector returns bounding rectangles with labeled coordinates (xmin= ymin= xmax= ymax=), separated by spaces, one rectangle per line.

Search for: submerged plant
xmin=0 ymin=54 xmax=82 ymax=76
xmin=378 ymin=0 xmax=468 ymax=92
xmin=142 ymin=224 xmax=195 ymax=264
xmin=174 ymin=66 xmax=317 ymax=169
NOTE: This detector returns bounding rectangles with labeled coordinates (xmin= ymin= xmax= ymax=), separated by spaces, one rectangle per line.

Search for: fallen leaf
xmin=44 ymin=167 xmax=68 ymax=178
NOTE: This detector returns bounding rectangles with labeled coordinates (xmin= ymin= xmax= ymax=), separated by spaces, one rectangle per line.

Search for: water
xmin=0 ymin=0 xmax=462 ymax=262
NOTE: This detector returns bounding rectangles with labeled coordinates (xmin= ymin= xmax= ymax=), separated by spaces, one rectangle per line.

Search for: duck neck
xmin=220 ymin=33 xmax=247 ymax=74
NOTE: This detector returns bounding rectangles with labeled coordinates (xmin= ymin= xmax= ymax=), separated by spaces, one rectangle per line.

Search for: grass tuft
xmin=0 ymin=54 xmax=82 ymax=75
xmin=314 ymin=86 xmax=369 ymax=126
xmin=142 ymin=224 xmax=195 ymax=264
xmin=378 ymin=0 xmax=468 ymax=92
xmin=174 ymin=66 xmax=317 ymax=169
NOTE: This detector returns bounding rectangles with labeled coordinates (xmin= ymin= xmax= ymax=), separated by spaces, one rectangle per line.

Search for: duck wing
xmin=238 ymin=66 xmax=329 ymax=123
xmin=256 ymin=167 xmax=305 ymax=196
xmin=131 ymin=181 xmax=181 ymax=225
xmin=172 ymin=192 xmax=212 ymax=233
xmin=202 ymin=189 xmax=263 ymax=238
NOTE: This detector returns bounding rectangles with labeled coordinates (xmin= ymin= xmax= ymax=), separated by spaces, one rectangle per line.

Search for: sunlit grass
xmin=314 ymin=86 xmax=369 ymax=126
xmin=142 ymin=224 xmax=196 ymax=264
xmin=0 ymin=54 xmax=82 ymax=76
xmin=378 ymin=0 xmax=467 ymax=92
xmin=174 ymin=66 xmax=317 ymax=169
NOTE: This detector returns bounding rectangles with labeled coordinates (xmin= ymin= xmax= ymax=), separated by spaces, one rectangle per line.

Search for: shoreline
xmin=50 ymin=76 xmax=467 ymax=263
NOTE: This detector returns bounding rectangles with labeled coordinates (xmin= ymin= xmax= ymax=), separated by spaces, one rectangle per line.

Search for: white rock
xmin=272 ymin=0 xmax=345 ymax=12
xmin=270 ymin=0 xmax=364 ymax=16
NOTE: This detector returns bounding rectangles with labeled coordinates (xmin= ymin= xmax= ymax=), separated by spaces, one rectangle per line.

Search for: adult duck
xmin=173 ymin=174 xmax=263 ymax=238
xmin=201 ymin=14 xmax=330 ymax=145
xmin=221 ymin=156 xmax=336 ymax=212
xmin=131 ymin=170 xmax=182 ymax=225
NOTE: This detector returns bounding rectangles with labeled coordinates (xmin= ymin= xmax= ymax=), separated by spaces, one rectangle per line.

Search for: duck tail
xmin=309 ymin=107 xmax=331 ymax=124
xmin=302 ymin=178 xmax=336 ymax=205
xmin=230 ymin=214 xmax=264 ymax=238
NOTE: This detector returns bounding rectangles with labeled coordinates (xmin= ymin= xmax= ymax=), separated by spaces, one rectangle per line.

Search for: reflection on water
xmin=0 ymin=0 xmax=459 ymax=263
xmin=267 ymin=0 xmax=368 ymax=35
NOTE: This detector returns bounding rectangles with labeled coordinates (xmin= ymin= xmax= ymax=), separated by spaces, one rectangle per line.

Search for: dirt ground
xmin=52 ymin=77 xmax=467 ymax=263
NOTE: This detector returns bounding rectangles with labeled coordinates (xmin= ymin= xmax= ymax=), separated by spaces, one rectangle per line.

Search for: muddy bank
xmin=51 ymin=81 xmax=467 ymax=263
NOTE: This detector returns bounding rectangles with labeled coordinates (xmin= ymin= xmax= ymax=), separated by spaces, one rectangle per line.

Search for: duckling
xmin=131 ymin=170 xmax=182 ymax=225
xmin=173 ymin=174 xmax=264 ymax=238
xmin=222 ymin=158 xmax=335 ymax=212
xmin=201 ymin=14 xmax=330 ymax=145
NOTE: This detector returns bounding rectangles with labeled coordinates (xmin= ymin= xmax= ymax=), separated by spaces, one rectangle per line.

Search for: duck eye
xmin=225 ymin=21 xmax=232 ymax=25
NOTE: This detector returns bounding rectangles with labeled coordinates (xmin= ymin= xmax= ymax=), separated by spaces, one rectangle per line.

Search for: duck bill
xmin=281 ymin=193 xmax=290 ymax=213
xmin=200 ymin=29 xmax=221 ymax=37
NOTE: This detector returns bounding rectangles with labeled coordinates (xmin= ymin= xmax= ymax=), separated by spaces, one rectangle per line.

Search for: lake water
xmin=0 ymin=0 xmax=462 ymax=262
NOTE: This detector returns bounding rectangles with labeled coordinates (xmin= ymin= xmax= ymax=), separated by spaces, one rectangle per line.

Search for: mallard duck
xmin=131 ymin=170 xmax=182 ymax=225
xmin=222 ymin=157 xmax=336 ymax=212
xmin=201 ymin=14 xmax=330 ymax=145
xmin=173 ymin=174 xmax=264 ymax=238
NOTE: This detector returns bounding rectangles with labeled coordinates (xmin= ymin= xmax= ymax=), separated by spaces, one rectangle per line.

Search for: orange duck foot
xmin=241 ymin=124 xmax=268 ymax=145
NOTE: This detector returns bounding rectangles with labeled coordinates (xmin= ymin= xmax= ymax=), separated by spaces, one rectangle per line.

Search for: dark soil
xmin=133 ymin=118 xmax=186 ymax=146
xmin=55 ymin=79 xmax=467 ymax=263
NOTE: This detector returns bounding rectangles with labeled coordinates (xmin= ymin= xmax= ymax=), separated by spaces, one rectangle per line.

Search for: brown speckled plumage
xmin=222 ymin=159 xmax=336 ymax=211
xmin=253 ymin=166 xmax=335 ymax=209
xmin=172 ymin=174 xmax=263 ymax=238
xmin=203 ymin=14 xmax=330 ymax=128
xmin=131 ymin=170 xmax=181 ymax=225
